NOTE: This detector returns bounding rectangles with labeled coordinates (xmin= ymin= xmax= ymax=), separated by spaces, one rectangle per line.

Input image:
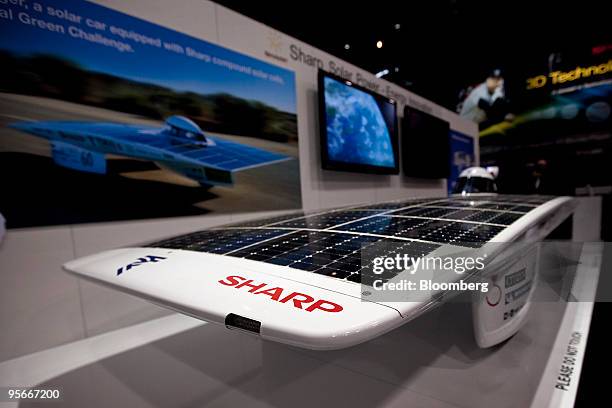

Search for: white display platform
xmin=0 ymin=243 xmax=600 ymax=408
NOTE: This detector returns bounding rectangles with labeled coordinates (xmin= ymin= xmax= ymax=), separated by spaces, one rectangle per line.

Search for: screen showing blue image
xmin=321 ymin=74 xmax=398 ymax=173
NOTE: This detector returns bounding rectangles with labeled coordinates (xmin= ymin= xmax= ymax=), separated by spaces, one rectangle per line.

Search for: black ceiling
xmin=215 ymin=0 xmax=610 ymax=110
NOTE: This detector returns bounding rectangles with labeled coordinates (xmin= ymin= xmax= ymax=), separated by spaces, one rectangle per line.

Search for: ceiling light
xmin=375 ymin=69 xmax=389 ymax=78
xmin=344 ymin=43 xmax=350 ymax=50
xmin=376 ymin=40 xmax=383 ymax=49
xmin=394 ymin=23 xmax=401 ymax=30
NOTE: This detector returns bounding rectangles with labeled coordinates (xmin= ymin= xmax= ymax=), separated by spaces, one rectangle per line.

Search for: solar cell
xmin=428 ymin=200 xmax=481 ymax=208
xmin=226 ymin=230 xmax=439 ymax=285
xmin=226 ymin=212 xmax=307 ymax=228
xmin=392 ymin=208 xmax=523 ymax=226
xmin=455 ymin=210 xmax=504 ymax=223
xmin=420 ymin=222 xmax=504 ymax=247
xmin=332 ymin=216 xmax=427 ymax=237
xmin=148 ymin=228 xmax=289 ymax=254
xmin=332 ymin=216 xmax=504 ymax=247
xmin=272 ymin=210 xmax=384 ymax=229
xmin=483 ymin=212 xmax=524 ymax=225
xmin=485 ymin=195 xmax=552 ymax=204
xmin=350 ymin=198 xmax=443 ymax=210
xmin=477 ymin=202 xmax=531 ymax=211
xmin=392 ymin=207 xmax=463 ymax=219
xmin=509 ymin=205 xmax=537 ymax=213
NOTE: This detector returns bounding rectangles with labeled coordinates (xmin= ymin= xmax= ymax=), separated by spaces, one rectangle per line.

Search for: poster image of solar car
xmin=10 ymin=116 xmax=291 ymax=187
xmin=0 ymin=0 xmax=300 ymax=227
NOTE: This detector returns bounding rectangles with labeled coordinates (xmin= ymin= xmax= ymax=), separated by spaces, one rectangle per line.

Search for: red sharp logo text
xmin=218 ymin=275 xmax=343 ymax=313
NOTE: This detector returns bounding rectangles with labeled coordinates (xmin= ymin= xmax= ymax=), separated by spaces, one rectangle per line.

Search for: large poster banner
xmin=480 ymin=53 xmax=611 ymax=196
xmin=0 ymin=0 xmax=299 ymax=227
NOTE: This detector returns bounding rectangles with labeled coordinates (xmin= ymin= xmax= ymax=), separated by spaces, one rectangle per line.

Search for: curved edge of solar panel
xmin=63 ymin=195 xmax=576 ymax=350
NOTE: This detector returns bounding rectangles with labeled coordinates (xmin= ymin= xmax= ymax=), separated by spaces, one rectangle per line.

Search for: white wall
xmin=0 ymin=0 xmax=478 ymax=362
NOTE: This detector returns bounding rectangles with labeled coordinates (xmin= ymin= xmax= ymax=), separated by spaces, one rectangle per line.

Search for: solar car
xmin=10 ymin=115 xmax=290 ymax=187
xmin=63 ymin=195 xmax=575 ymax=350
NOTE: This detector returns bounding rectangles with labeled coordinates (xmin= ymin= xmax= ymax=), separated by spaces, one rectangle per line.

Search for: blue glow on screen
xmin=324 ymin=76 xmax=395 ymax=167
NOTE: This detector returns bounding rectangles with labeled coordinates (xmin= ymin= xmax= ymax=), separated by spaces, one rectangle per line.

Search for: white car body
xmin=64 ymin=195 xmax=575 ymax=350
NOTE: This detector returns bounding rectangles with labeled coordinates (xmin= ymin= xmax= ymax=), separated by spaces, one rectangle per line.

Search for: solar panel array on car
xmin=148 ymin=195 xmax=552 ymax=285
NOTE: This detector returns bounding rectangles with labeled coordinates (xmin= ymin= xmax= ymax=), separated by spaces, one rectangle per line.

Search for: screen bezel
xmin=318 ymin=70 xmax=400 ymax=175
xmin=401 ymin=105 xmax=450 ymax=179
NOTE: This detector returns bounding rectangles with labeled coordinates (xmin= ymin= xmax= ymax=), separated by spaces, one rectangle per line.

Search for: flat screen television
xmin=318 ymin=70 xmax=399 ymax=174
xmin=402 ymin=106 xmax=450 ymax=179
